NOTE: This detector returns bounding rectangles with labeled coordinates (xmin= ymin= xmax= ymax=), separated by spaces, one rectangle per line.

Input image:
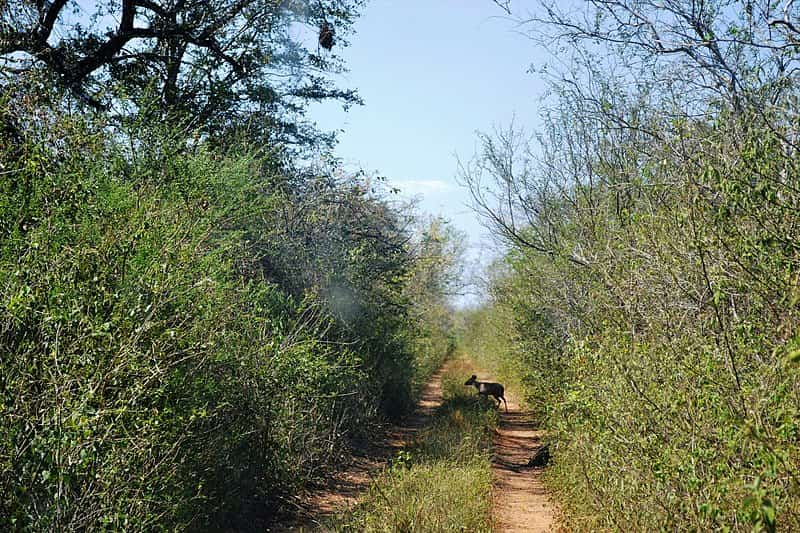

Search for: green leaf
xmin=762 ymin=501 xmax=776 ymax=525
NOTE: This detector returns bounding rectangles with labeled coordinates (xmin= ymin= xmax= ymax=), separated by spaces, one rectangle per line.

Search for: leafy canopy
xmin=0 ymin=0 xmax=364 ymax=148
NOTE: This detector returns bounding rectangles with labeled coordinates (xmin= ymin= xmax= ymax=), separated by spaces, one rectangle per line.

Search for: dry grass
xmin=332 ymin=357 xmax=497 ymax=532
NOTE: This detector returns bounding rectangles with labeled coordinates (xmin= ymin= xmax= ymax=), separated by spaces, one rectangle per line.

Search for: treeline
xmin=0 ymin=1 xmax=460 ymax=530
xmin=0 ymin=92 xmax=458 ymax=530
xmin=462 ymin=1 xmax=800 ymax=531
xmin=0 ymin=92 xmax=459 ymax=531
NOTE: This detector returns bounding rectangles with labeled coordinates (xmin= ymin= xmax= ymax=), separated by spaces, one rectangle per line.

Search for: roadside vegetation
xmin=0 ymin=2 xmax=462 ymax=530
xmin=6 ymin=0 xmax=800 ymax=530
xmin=0 ymin=100 xmax=461 ymax=530
xmin=460 ymin=1 xmax=800 ymax=530
xmin=333 ymin=357 xmax=496 ymax=532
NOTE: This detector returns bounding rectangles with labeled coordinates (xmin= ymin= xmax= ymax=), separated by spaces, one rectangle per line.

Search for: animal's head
xmin=464 ymin=375 xmax=477 ymax=386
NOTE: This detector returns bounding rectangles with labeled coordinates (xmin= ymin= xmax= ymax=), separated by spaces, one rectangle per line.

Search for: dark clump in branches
xmin=319 ymin=21 xmax=335 ymax=50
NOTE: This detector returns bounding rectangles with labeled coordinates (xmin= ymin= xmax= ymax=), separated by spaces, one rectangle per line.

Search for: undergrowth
xmin=459 ymin=111 xmax=800 ymax=531
xmin=332 ymin=358 xmax=497 ymax=532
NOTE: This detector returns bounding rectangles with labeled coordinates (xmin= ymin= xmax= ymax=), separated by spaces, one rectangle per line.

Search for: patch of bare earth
xmin=269 ymin=364 xmax=450 ymax=532
xmin=491 ymin=389 xmax=557 ymax=532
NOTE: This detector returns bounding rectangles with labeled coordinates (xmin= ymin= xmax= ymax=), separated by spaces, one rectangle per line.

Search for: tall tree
xmin=0 ymin=0 xmax=363 ymax=147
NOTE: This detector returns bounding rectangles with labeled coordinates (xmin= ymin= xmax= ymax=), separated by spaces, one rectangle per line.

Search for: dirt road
xmin=491 ymin=389 xmax=556 ymax=532
xmin=272 ymin=361 xmax=557 ymax=531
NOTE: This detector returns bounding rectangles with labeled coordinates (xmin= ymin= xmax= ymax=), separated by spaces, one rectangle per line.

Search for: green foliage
xmin=406 ymin=217 xmax=463 ymax=397
xmin=0 ymin=97 xmax=459 ymax=529
xmin=0 ymin=0 xmax=364 ymax=149
xmin=462 ymin=102 xmax=800 ymax=529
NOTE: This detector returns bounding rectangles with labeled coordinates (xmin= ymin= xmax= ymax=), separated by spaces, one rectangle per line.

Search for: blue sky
xmin=309 ymin=1 xmax=547 ymax=300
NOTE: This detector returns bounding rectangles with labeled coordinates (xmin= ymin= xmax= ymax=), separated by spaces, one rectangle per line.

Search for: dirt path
xmin=271 ymin=364 xmax=450 ymax=531
xmin=491 ymin=388 xmax=557 ymax=532
xmin=272 ymin=362 xmax=558 ymax=532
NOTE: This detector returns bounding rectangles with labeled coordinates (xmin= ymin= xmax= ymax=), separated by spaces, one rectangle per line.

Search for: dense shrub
xmin=0 ymin=102 xmax=458 ymax=529
xmin=457 ymin=0 xmax=800 ymax=527
xmin=462 ymin=107 xmax=800 ymax=531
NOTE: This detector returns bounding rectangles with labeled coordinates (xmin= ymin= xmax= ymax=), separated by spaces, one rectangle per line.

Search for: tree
xmin=519 ymin=0 xmax=800 ymax=112
xmin=0 ymin=0 xmax=363 ymax=148
xmin=465 ymin=2 xmax=800 ymax=529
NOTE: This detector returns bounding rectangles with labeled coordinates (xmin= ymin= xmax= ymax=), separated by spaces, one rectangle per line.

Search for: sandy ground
xmin=490 ymin=387 xmax=557 ymax=532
